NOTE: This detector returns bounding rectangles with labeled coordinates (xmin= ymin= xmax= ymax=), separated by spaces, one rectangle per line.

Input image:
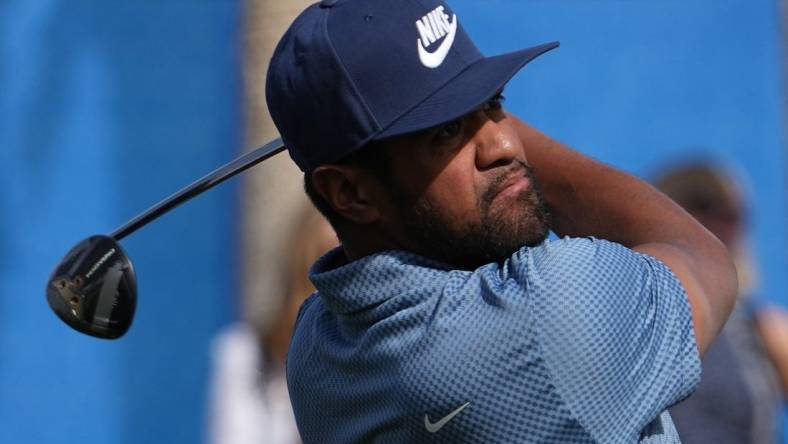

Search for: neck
xmin=339 ymin=223 xmax=410 ymax=263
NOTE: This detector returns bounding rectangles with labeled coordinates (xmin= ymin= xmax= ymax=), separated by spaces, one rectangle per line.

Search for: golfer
xmin=264 ymin=0 xmax=737 ymax=442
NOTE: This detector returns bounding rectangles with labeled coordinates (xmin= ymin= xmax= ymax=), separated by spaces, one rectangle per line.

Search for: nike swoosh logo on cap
xmin=424 ymin=402 xmax=470 ymax=433
xmin=417 ymin=13 xmax=457 ymax=68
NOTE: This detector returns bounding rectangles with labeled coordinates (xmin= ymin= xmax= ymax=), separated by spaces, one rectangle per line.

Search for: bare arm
xmin=755 ymin=307 xmax=788 ymax=396
xmin=511 ymin=115 xmax=737 ymax=356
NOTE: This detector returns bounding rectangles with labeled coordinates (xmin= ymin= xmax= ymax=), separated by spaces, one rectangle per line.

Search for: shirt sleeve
xmin=516 ymin=237 xmax=701 ymax=443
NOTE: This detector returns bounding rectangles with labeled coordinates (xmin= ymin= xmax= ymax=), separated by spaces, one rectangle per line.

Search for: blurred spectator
xmin=655 ymin=162 xmax=788 ymax=443
xmin=208 ymin=203 xmax=338 ymax=444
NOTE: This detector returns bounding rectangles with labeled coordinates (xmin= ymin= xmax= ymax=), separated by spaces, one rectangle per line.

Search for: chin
xmin=400 ymin=185 xmax=550 ymax=269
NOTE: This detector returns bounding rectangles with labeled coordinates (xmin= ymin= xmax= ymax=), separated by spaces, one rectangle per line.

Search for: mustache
xmin=480 ymin=160 xmax=535 ymax=206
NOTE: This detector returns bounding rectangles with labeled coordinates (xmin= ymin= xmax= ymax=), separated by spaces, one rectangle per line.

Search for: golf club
xmin=46 ymin=138 xmax=285 ymax=339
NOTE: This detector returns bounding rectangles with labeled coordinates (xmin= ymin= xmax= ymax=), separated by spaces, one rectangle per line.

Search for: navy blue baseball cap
xmin=266 ymin=0 xmax=559 ymax=172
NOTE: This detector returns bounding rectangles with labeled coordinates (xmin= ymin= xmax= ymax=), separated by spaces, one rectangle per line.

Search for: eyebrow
xmin=410 ymin=88 xmax=508 ymax=139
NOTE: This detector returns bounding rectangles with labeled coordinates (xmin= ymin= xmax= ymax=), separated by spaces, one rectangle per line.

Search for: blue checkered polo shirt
xmin=287 ymin=236 xmax=701 ymax=443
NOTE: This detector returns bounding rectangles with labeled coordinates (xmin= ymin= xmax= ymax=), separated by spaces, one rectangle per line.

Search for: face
xmin=372 ymin=94 xmax=550 ymax=269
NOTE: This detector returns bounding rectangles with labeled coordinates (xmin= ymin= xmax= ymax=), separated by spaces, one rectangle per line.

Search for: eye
xmin=435 ymin=119 xmax=462 ymax=140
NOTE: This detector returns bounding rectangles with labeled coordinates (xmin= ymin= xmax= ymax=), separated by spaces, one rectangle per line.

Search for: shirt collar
xmin=309 ymin=247 xmax=453 ymax=314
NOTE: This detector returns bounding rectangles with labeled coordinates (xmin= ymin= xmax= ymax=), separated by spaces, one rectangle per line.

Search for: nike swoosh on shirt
xmin=424 ymin=402 xmax=470 ymax=433
xmin=417 ymin=13 xmax=457 ymax=68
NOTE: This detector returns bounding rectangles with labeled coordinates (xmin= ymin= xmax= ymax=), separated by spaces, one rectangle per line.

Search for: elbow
xmin=709 ymin=237 xmax=739 ymax=330
xmin=694 ymin=242 xmax=738 ymax=357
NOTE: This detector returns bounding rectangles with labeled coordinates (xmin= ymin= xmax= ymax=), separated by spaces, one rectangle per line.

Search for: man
xmin=265 ymin=0 xmax=737 ymax=442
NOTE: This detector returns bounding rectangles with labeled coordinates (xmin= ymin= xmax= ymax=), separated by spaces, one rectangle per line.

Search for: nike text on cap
xmin=266 ymin=0 xmax=559 ymax=172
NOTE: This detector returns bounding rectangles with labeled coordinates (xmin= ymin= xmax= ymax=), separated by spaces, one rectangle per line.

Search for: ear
xmin=310 ymin=165 xmax=382 ymax=224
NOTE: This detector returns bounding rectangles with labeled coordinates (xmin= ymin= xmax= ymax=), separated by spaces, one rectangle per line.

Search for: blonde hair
xmin=262 ymin=203 xmax=338 ymax=364
xmin=282 ymin=204 xmax=339 ymax=305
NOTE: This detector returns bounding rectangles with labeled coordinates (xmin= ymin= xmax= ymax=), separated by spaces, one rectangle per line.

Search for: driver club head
xmin=46 ymin=235 xmax=137 ymax=339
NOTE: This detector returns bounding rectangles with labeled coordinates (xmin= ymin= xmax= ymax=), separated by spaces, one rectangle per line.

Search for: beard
xmin=392 ymin=162 xmax=550 ymax=270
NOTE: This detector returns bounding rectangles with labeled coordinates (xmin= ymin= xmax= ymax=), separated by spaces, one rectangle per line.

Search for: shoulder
xmin=514 ymin=236 xmax=632 ymax=267
xmin=513 ymin=236 xmax=689 ymax=328
xmin=510 ymin=236 xmax=665 ymax=289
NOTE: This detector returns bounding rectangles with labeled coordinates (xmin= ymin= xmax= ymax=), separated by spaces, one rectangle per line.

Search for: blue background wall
xmin=0 ymin=1 xmax=241 ymax=443
xmin=0 ymin=1 xmax=785 ymax=443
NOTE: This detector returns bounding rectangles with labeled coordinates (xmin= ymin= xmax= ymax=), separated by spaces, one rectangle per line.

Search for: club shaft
xmin=110 ymin=138 xmax=286 ymax=240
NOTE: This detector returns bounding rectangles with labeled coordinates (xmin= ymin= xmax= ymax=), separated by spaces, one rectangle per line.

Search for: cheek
xmin=420 ymin=160 xmax=483 ymax=225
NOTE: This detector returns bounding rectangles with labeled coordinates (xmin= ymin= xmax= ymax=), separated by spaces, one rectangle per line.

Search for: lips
xmin=490 ymin=167 xmax=530 ymax=203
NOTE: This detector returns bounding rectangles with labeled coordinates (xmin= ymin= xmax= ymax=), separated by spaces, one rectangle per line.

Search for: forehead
xmin=365 ymin=89 xmax=504 ymax=163
xmin=374 ymin=128 xmax=440 ymax=167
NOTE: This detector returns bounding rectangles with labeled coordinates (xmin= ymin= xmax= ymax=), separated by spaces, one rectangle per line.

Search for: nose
xmin=472 ymin=111 xmax=518 ymax=170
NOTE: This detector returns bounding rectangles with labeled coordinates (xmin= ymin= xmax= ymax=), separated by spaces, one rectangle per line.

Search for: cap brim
xmin=375 ymin=41 xmax=559 ymax=140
